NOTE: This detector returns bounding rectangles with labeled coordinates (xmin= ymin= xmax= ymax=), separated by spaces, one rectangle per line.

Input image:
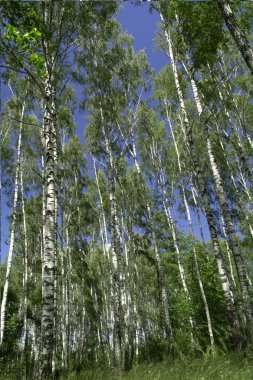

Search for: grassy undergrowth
xmin=1 ymin=351 xmax=252 ymax=379
xmin=66 ymin=352 xmax=253 ymax=380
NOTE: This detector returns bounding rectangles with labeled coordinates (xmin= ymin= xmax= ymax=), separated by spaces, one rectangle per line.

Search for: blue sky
xmin=1 ymin=2 xmax=168 ymax=263
xmin=118 ymin=2 xmax=167 ymax=71
xmin=1 ymin=2 xmax=210 ymax=264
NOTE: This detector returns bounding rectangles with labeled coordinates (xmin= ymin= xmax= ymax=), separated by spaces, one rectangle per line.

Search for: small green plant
xmin=62 ymin=352 xmax=253 ymax=380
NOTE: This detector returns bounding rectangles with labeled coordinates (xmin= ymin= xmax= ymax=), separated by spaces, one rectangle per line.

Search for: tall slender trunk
xmin=119 ymin=209 xmax=131 ymax=368
xmin=218 ymin=58 xmax=253 ymax=150
xmin=188 ymin=62 xmax=253 ymax=332
xmin=153 ymin=165 xmax=194 ymax=336
xmin=40 ymin=78 xmax=57 ymax=378
xmin=131 ymin=137 xmax=173 ymax=352
xmin=230 ymin=173 xmax=253 ymax=240
xmin=180 ymin=177 xmax=214 ymax=350
xmin=93 ymin=157 xmax=109 ymax=258
xmin=131 ymin=226 xmax=148 ymax=360
xmin=0 ymin=76 xmax=1 ymax=274
xmin=206 ymin=131 xmax=253 ymax=328
xmin=160 ymin=14 xmax=238 ymax=330
xmin=215 ymin=84 xmax=252 ymax=185
xmin=210 ymin=115 xmax=253 ymax=240
xmin=163 ymin=104 xmax=214 ymax=349
xmin=31 ymin=321 xmax=39 ymax=379
xmin=189 ymin=176 xmax=209 ymax=258
xmin=93 ymin=157 xmax=113 ymax=359
xmin=59 ymin=216 xmax=68 ymax=373
xmin=52 ymin=116 xmax=59 ymax=376
xmin=100 ymin=110 xmax=124 ymax=366
xmin=220 ymin=214 xmax=237 ymax=289
xmin=20 ymin=161 xmax=29 ymax=376
xmin=65 ymin=226 xmax=71 ymax=365
xmin=108 ymin=156 xmax=123 ymax=365
xmin=0 ymin=102 xmax=25 ymax=344
xmin=217 ymin=0 xmax=253 ymax=75
xmin=238 ymin=169 xmax=253 ymax=206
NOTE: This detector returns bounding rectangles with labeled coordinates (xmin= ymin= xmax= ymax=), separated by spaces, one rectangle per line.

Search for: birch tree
xmin=157 ymin=12 xmax=238 ymax=336
xmin=0 ymin=79 xmax=28 ymax=344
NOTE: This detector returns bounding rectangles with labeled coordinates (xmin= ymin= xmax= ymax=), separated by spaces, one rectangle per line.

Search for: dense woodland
xmin=0 ymin=0 xmax=253 ymax=379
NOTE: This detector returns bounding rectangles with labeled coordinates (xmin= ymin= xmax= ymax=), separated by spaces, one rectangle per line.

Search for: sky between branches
xmin=0 ymin=1 xmax=210 ymax=263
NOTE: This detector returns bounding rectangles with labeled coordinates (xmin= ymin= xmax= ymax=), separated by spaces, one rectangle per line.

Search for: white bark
xmin=0 ymin=103 xmax=25 ymax=344
xmin=218 ymin=57 xmax=253 ymax=150
xmin=20 ymin=163 xmax=28 ymax=354
xmin=163 ymin=104 xmax=214 ymax=349
xmin=40 ymin=78 xmax=57 ymax=377
xmin=216 ymin=87 xmax=252 ymax=186
xmin=59 ymin=241 xmax=68 ymax=371
xmin=52 ymin=115 xmax=58 ymax=376
xmin=132 ymin=137 xmax=173 ymax=349
xmin=156 ymin=170 xmax=194 ymax=333
xmin=220 ymin=214 xmax=237 ymax=289
xmin=160 ymin=14 xmax=238 ymax=329
xmin=100 ymin=109 xmax=124 ymax=366
xmin=184 ymin=194 xmax=215 ymax=350
xmin=231 ymin=174 xmax=253 ymax=240
xmin=93 ymin=157 xmax=109 ymax=258
xmin=211 ymin=113 xmax=253 ymax=240
xmin=189 ymin=62 xmax=253 ymax=330
xmin=93 ymin=156 xmax=114 ymax=357
xmin=189 ymin=176 xmax=209 ymax=258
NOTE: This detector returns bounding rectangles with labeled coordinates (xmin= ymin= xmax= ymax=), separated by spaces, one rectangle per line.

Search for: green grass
xmin=1 ymin=352 xmax=252 ymax=379
xmin=66 ymin=353 xmax=253 ymax=380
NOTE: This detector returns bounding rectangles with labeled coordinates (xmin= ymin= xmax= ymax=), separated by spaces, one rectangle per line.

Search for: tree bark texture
xmin=40 ymin=78 xmax=57 ymax=378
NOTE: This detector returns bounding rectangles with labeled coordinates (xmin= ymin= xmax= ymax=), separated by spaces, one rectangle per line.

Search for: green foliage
xmin=1 ymin=0 xmax=253 ymax=378
xmin=4 ymin=25 xmax=42 ymax=46
xmin=159 ymin=0 xmax=227 ymax=69
xmin=64 ymin=353 xmax=253 ymax=380
xmin=177 ymin=2 xmax=226 ymax=68
xmin=1 ymin=5 xmax=46 ymax=78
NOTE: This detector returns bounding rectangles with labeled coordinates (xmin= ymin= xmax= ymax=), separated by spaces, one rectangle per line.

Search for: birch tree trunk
xmin=108 ymin=157 xmax=123 ymax=366
xmin=217 ymin=0 xmax=253 ymax=75
xmin=231 ymin=173 xmax=253 ymax=240
xmin=206 ymin=131 xmax=253 ymax=328
xmin=52 ymin=112 xmax=59 ymax=376
xmin=20 ymin=161 xmax=29 ymax=375
xmin=189 ymin=176 xmax=209 ymax=258
xmin=210 ymin=111 xmax=253 ymax=240
xmin=214 ymin=82 xmax=252 ymax=184
xmin=93 ymin=157 xmax=114 ymax=360
xmin=40 ymin=78 xmax=57 ymax=378
xmin=100 ymin=110 xmax=124 ymax=367
xmin=59 ymin=221 xmax=68 ymax=373
xmin=153 ymin=165 xmax=194 ymax=337
xmin=217 ymin=57 xmax=253 ymax=150
xmin=187 ymin=61 xmax=253 ymax=333
xmin=180 ymin=176 xmax=215 ymax=350
xmin=0 ymin=102 xmax=25 ymax=344
xmin=160 ymin=105 xmax=215 ymax=349
xmin=131 ymin=137 xmax=173 ymax=353
xmin=160 ymin=15 xmax=238 ymax=331
xmin=93 ymin=157 xmax=109 ymax=258
xmin=116 ymin=118 xmax=173 ymax=351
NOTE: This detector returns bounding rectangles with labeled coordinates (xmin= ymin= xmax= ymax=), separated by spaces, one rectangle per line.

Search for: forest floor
xmin=1 ymin=352 xmax=252 ymax=379
xmin=66 ymin=353 xmax=253 ymax=380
